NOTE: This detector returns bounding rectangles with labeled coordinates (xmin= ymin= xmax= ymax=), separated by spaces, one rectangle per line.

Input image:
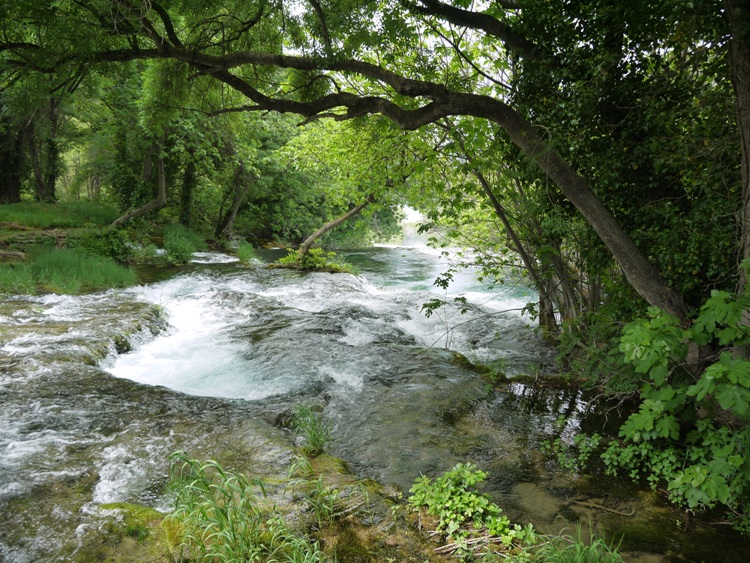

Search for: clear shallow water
xmin=1 ymin=247 xmax=748 ymax=561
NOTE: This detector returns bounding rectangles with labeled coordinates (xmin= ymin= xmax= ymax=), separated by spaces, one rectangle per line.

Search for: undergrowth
xmin=274 ymin=248 xmax=355 ymax=273
xmin=407 ymin=462 xmax=536 ymax=559
xmin=163 ymin=224 xmax=206 ymax=265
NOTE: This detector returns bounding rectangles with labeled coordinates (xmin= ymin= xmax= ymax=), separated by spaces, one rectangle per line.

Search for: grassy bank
xmin=0 ymin=247 xmax=137 ymax=294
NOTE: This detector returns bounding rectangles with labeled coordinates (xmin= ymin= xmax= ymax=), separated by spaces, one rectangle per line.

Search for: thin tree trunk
xmin=111 ymin=152 xmax=167 ymax=226
xmin=472 ymin=168 xmax=559 ymax=335
xmin=179 ymin=148 xmax=196 ymax=227
xmin=41 ymin=98 xmax=59 ymax=203
xmin=0 ymin=123 xmax=23 ymax=203
xmin=215 ymin=162 xmax=256 ymax=239
xmin=724 ymin=0 xmax=750 ymax=356
xmin=299 ymin=194 xmax=375 ymax=254
xmin=27 ymin=121 xmax=45 ymax=200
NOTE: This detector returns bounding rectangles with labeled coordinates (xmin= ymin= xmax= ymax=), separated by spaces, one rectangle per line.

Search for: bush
xmin=603 ymin=287 xmax=750 ymax=533
xmin=163 ymin=224 xmax=206 ymax=265
xmin=275 ymin=248 xmax=355 ymax=274
xmin=71 ymin=228 xmax=133 ymax=262
xmin=408 ymin=463 xmax=536 ymax=558
xmin=237 ymin=240 xmax=257 ymax=263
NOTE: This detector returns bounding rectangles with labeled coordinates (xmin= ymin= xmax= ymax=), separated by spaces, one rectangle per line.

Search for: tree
xmin=1 ymin=0 xmax=745 ymax=319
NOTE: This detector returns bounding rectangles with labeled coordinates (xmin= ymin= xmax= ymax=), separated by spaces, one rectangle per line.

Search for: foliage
xmin=408 ymin=463 xmax=536 ymax=558
xmin=275 ymin=248 xmax=355 ymax=274
xmin=162 ymin=223 xmax=206 ymax=265
xmin=603 ymin=291 xmax=750 ymax=531
xmin=0 ymin=247 xmax=136 ymax=295
xmin=70 ymin=227 xmax=133 ymax=263
xmin=292 ymin=405 xmax=332 ymax=457
xmin=555 ymin=311 xmax=641 ymax=392
xmin=542 ymin=432 xmax=602 ymax=474
xmin=164 ymin=452 xmax=325 ymax=562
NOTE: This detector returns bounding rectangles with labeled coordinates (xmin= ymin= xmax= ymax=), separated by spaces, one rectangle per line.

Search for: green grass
xmin=529 ymin=524 xmax=624 ymax=562
xmin=0 ymin=248 xmax=136 ymax=295
xmin=237 ymin=240 xmax=257 ymax=263
xmin=0 ymin=201 xmax=120 ymax=228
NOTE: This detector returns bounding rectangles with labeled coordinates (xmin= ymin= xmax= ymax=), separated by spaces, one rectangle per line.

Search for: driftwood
xmin=571 ymin=500 xmax=636 ymax=517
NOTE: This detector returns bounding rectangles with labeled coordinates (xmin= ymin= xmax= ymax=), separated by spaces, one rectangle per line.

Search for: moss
xmin=327 ymin=525 xmax=373 ymax=562
xmin=308 ymin=453 xmax=350 ymax=476
xmin=72 ymin=503 xmax=170 ymax=562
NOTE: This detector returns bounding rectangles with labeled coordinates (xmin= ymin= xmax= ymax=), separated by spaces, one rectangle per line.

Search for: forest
xmin=1 ymin=0 xmax=750 ymax=557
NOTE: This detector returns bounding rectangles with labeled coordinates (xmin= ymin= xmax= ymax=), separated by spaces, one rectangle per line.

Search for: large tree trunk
xmin=469 ymin=98 xmax=688 ymax=322
xmin=724 ymin=0 xmax=750 ymax=357
xmin=727 ymin=0 xmax=750 ymax=284
xmin=299 ymin=194 xmax=375 ymax=254
xmin=0 ymin=121 xmax=23 ymax=203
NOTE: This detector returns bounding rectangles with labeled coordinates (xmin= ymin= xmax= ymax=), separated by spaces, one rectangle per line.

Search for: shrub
xmin=163 ymin=224 xmax=206 ymax=265
xmin=72 ymin=227 xmax=133 ymax=262
xmin=603 ymin=286 xmax=750 ymax=533
xmin=275 ymin=248 xmax=355 ymax=273
xmin=237 ymin=240 xmax=257 ymax=263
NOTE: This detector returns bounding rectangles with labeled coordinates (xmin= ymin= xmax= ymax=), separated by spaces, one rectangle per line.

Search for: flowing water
xmin=1 ymin=245 xmax=748 ymax=561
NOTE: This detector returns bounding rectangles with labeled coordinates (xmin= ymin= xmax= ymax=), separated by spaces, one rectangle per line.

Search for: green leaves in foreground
xmin=606 ymin=290 xmax=750 ymax=532
xmin=408 ymin=463 xmax=536 ymax=558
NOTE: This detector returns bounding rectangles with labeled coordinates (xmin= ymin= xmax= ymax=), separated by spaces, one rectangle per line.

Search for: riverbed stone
xmin=511 ymin=482 xmax=563 ymax=521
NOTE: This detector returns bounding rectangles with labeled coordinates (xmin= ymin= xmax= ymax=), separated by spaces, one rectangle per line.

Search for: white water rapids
xmin=103 ymin=245 xmax=544 ymax=400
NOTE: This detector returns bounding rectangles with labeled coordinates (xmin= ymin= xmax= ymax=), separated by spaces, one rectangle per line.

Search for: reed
xmin=164 ymin=452 xmax=325 ymax=562
xmin=237 ymin=240 xmax=257 ymax=263
xmin=293 ymin=405 xmax=332 ymax=457
xmin=530 ymin=523 xmax=624 ymax=562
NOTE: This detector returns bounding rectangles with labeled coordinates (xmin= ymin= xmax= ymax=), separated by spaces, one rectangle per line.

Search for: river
xmin=1 ymin=244 xmax=747 ymax=561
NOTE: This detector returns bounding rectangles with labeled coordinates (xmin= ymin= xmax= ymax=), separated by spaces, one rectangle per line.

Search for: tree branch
xmin=404 ymin=0 xmax=540 ymax=59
